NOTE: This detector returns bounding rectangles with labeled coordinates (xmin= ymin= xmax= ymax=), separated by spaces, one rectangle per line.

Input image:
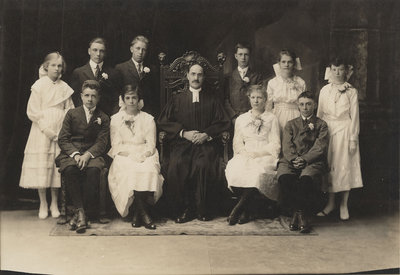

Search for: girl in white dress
xmin=266 ymin=49 xmax=306 ymax=134
xmin=316 ymin=57 xmax=363 ymax=220
xmin=19 ymin=52 xmax=74 ymax=219
xmin=225 ymin=85 xmax=281 ymax=225
xmin=108 ymin=85 xmax=163 ymax=230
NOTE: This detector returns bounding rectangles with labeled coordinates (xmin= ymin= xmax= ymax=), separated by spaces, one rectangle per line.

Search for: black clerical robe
xmin=158 ymin=89 xmax=231 ymax=215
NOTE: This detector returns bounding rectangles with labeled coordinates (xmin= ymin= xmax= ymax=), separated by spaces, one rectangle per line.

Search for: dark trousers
xmin=278 ymin=174 xmax=320 ymax=213
xmin=62 ymin=166 xmax=100 ymax=218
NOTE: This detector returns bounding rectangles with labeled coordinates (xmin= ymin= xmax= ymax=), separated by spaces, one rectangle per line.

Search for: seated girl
xmin=225 ymin=85 xmax=281 ymax=225
xmin=108 ymin=85 xmax=164 ymax=229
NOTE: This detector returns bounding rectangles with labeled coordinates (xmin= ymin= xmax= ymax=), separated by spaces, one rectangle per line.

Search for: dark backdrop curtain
xmin=0 ymin=0 xmax=292 ymax=205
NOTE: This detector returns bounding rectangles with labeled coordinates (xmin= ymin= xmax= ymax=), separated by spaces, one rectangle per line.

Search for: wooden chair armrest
xmin=158 ymin=131 xmax=167 ymax=163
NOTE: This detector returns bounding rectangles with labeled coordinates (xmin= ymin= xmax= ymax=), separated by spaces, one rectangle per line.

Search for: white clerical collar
xmin=89 ymin=60 xmax=103 ymax=71
xmin=301 ymin=114 xmax=313 ymax=121
xmin=189 ymin=87 xmax=202 ymax=103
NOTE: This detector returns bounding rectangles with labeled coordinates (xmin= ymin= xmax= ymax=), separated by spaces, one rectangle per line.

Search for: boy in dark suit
xmin=70 ymin=37 xmax=120 ymax=116
xmin=277 ymin=91 xmax=329 ymax=233
xmin=224 ymin=42 xmax=261 ymax=121
xmin=115 ymin=35 xmax=159 ymax=117
xmin=56 ymin=80 xmax=110 ymax=233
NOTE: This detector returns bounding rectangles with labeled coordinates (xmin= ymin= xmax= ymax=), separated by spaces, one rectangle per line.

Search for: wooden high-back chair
xmin=157 ymin=51 xmax=230 ymax=167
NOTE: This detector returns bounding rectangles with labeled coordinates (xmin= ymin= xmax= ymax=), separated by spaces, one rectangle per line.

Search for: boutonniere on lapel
xmin=94 ymin=117 xmax=102 ymax=125
xmin=308 ymin=122 xmax=314 ymax=131
xmin=243 ymin=76 xmax=250 ymax=83
xmin=143 ymin=67 xmax=150 ymax=74
xmin=101 ymin=72 xmax=108 ymax=80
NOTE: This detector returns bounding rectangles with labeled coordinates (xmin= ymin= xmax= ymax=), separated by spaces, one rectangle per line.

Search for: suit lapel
xmin=83 ymin=63 xmax=95 ymax=79
xmin=232 ymin=68 xmax=242 ymax=82
xmin=77 ymin=106 xmax=88 ymax=125
xmin=128 ymin=60 xmax=140 ymax=81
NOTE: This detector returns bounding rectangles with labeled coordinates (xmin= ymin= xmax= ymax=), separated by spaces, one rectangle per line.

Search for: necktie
xmin=95 ymin=65 xmax=101 ymax=80
xmin=88 ymin=109 xmax=94 ymax=123
xmin=138 ymin=63 xmax=143 ymax=78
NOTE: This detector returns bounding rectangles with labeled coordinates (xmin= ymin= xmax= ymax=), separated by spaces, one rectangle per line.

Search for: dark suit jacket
xmin=224 ymin=67 xmax=261 ymax=119
xmin=277 ymin=116 xmax=329 ymax=179
xmin=70 ymin=63 xmax=120 ymax=116
xmin=55 ymin=106 xmax=110 ymax=172
xmin=115 ymin=59 xmax=159 ymax=117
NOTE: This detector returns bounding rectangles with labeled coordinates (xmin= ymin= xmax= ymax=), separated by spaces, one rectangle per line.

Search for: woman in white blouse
xmin=225 ymin=85 xmax=280 ymax=225
xmin=108 ymin=85 xmax=164 ymax=229
xmin=266 ymin=49 xmax=306 ymax=134
xmin=316 ymin=57 xmax=363 ymax=220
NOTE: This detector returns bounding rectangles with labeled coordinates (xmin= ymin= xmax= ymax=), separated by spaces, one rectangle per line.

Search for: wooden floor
xmin=0 ymin=202 xmax=399 ymax=275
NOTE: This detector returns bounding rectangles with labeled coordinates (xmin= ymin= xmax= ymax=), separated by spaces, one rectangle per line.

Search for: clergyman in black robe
xmin=158 ymin=63 xmax=231 ymax=223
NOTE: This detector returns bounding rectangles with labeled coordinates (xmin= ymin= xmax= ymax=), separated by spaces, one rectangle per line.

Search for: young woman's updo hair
xmin=121 ymin=84 xmax=143 ymax=101
xmin=246 ymin=84 xmax=268 ymax=99
xmin=329 ymin=56 xmax=349 ymax=69
xmin=42 ymin=52 xmax=67 ymax=74
xmin=277 ymin=49 xmax=297 ymax=62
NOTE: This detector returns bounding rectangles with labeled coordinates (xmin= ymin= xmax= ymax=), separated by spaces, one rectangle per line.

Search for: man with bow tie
xmin=158 ymin=63 xmax=230 ymax=223
xmin=56 ymin=80 xmax=110 ymax=233
xmin=70 ymin=37 xmax=120 ymax=116
xmin=115 ymin=35 xmax=159 ymax=117
xmin=277 ymin=91 xmax=329 ymax=233
xmin=224 ymin=43 xmax=261 ymax=121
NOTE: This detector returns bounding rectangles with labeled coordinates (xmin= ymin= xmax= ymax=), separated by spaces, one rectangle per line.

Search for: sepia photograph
xmin=0 ymin=0 xmax=399 ymax=274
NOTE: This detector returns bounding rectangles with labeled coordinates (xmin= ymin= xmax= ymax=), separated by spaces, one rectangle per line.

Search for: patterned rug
xmin=50 ymin=216 xmax=317 ymax=236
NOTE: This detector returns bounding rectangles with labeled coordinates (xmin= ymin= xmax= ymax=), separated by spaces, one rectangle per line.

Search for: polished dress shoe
xmin=141 ymin=212 xmax=156 ymax=230
xmin=99 ymin=216 xmax=111 ymax=224
xmin=75 ymin=209 xmax=87 ymax=234
xmin=289 ymin=211 xmax=299 ymax=231
xmin=175 ymin=208 xmax=194 ymax=224
xmin=297 ymin=211 xmax=311 ymax=234
xmin=238 ymin=210 xmax=249 ymax=224
xmin=57 ymin=215 xmax=68 ymax=225
xmin=69 ymin=212 xmax=78 ymax=231
xmin=131 ymin=210 xmax=141 ymax=228
xmin=197 ymin=214 xmax=211 ymax=222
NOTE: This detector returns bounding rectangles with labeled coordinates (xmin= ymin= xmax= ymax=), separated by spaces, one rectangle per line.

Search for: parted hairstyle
xmin=235 ymin=42 xmax=252 ymax=54
xmin=42 ymin=52 xmax=67 ymax=74
xmin=246 ymin=85 xmax=267 ymax=99
xmin=130 ymin=35 xmax=149 ymax=46
xmin=121 ymin=84 xmax=143 ymax=101
xmin=329 ymin=56 xmax=350 ymax=68
xmin=277 ymin=49 xmax=297 ymax=63
xmin=89 ymin=37 xmax=107 ymax=49
xmin=81 ymin=79 xmax=101 ymax=94
xmin=297 ymin=91 xmax=315 ymax=101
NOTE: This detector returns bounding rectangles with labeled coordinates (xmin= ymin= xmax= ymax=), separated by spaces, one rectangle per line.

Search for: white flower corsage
xmin=337 ymin=83 xmax=352 ymax=93
xmin=250 ymin=116 xmax=263 ymax=134
xmin=308 ymin=122 xmax=314 ymax=131
xmin=101 ymin=72 xmax=108 ymax=80
xmin=94 ymin=117 xmax=102 ymax=125
xmin=143 ymin=67 xmax=150 ymax=74
xmin=243 ymin=76 xmax=250 ymax=83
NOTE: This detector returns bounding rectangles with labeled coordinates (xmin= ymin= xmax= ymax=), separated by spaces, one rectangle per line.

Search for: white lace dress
xmin=317 ymin=82 xmax=363 ymax=192
xmin=266 ymin=75 xmax=306 ymax=133
xmin=225 ymin=111 xmax=281 ymax=200
xmin=108 ymin=110 xmax=164 ymax=217
xmin=19 ymin=76 xmax=74 ymax=189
